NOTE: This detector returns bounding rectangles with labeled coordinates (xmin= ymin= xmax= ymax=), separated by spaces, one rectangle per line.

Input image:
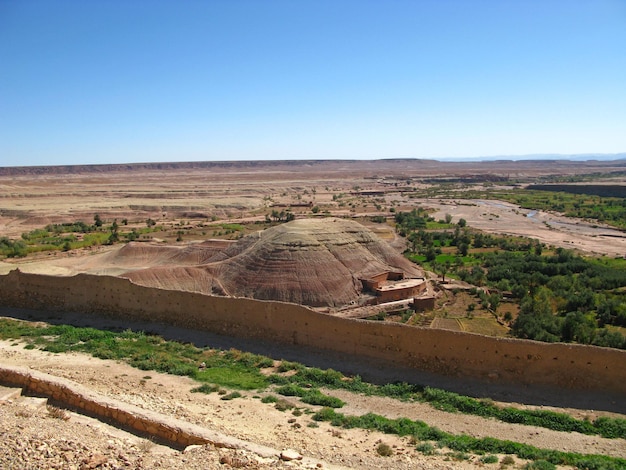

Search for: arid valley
xmin=1 ymin=158 xmax=626 ymax=470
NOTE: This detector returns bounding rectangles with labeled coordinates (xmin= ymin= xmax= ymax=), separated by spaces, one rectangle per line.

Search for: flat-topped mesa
xmin=125 ymin=218 xmax=424 ymax=308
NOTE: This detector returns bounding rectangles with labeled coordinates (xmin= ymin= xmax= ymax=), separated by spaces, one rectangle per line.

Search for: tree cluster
xmin=267 ymin=210 xmax=295 ymax=223
xmin=473 ymin=249 xmax=626 ymax=348
xmin=394 ymin=210 xmax=626 ymax=349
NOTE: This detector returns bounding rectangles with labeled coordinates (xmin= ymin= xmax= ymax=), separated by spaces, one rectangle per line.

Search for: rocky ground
xmin=1 ymin=337 xmax=625 ymax=470
xmin=0 ymin=399 xmax=308 ymax=470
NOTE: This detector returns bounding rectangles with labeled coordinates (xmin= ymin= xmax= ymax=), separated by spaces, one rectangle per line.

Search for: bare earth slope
xmin=124 ymin=218 xmax=424 ymax=307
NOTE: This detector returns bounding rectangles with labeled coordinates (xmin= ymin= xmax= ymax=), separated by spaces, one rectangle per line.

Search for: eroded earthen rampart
xmin=0 ymin=364 xmax=281 ymax=456
xmin=1 ymin=270 xmax=624 ymax=394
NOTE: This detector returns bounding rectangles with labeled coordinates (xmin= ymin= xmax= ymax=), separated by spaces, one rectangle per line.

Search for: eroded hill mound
xmin=124 ymin=218 xmax=423 ymax=307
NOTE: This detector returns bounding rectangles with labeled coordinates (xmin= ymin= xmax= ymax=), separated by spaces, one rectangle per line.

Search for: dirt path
xmin=1 ymin=329 xmax=625 ymax=470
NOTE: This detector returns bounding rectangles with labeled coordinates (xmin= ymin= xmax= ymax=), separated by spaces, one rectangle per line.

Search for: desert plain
xmin=1 ymin=159 xmax=625 ymax=259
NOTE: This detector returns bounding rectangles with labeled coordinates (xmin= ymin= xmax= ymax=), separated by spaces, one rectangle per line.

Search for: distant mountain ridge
xmin=0 ymin=154 xmax=625 ymax=176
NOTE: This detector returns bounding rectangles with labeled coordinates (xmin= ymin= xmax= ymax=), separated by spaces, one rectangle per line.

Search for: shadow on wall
xmin=2 ymin=305 xmax=624 ymax=414
xmin=0 ymin=269 xmax=625 ymax=414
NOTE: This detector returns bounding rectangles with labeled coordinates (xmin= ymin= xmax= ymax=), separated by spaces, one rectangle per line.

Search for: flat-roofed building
xmin=361 ymin=271 xmax=426 ymax=303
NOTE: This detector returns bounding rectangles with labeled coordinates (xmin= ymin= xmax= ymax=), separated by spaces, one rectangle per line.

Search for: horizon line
xmin=2 ymin=152 xmax=626 ymax=169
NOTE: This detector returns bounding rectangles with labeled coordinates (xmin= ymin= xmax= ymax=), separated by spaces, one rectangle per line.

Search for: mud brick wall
xmin=1 ymin=270 xmax=625 ymax=394
xmin=0 ymin=365 xmax=277 ymax=454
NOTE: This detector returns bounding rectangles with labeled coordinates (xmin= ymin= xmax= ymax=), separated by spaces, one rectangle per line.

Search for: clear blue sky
xmin=1 ymin=0 xmax=625 ymax=166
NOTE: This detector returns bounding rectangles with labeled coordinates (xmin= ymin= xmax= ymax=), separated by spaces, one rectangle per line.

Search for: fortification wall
xmin=1 ymin=269 xmax=625 ymax=394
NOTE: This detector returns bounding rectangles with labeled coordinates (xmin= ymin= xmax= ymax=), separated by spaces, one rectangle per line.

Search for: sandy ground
xmin=2 ymin=335 xmax=626 ymax=470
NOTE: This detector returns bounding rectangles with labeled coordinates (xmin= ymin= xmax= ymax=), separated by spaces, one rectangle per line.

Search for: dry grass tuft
xmin=46 ymin=404 xmax=70 ymax=421
xmin=137 ymin=438 xmax=155 ymax=453
xmin=15 ymin=409 xmax=32 ymax=418
xmin=376 ymin=443 xmax=393 ymax=457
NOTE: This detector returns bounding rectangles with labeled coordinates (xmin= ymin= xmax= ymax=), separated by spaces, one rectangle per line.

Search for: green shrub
xmin=419 ymin=386 xmax=625 ymax=439
xmin=501 ymin=455 xmax=515 ymax=466
xmin=275 ymin=384 xmax=302 ymax=397
xmin=220 ymin=391 xmax=242 ymax=401
xmin=267 ymin=374 xmax=290 ymax=385
xmin=378 ymin=381 xmax=422 ymax=399
xmin=594 ymin=416 xmax=626 ymax=439
xmin=275 ymin=384 xmax=345 ymax=408
xmin=312 ymin=407 xmax=338 ymax=422
xmin=191 ymin=383 xmax=220 ymax=394
xmin=416 ymin=442 xmax=435 ymax=455
xmin=448 ymin=451 xmax=470 ymax=461
xmin=294 ymin=367 xmax=344 ymax=387
xmin=480 ymin=454 xmax=498 ymax=464
xmin=274 ymin=399 xmax=294 ymax=412
xmin=301 ymin=389 xmax=344 ymax=408
xmin=223 ymin=349 xmax=273 ymax=369
xmin=276 ymin=360 xmax=301 ymax=372
xmin=256 ymin=357 xmax=275 ymax=368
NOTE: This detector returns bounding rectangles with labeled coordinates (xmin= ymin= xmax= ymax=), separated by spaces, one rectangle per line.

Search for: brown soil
xmin=120 ymin=218 xmax=423 ymax=308
xmin=2 ymin=335 xmax=625 ymax=470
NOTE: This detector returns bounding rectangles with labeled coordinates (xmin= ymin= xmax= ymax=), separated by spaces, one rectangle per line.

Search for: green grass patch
xmin=217 ymin=223 xmax=244 ymax=232
xmin=0 ymin=318 xmax=45 ymax=338
xmin=589 ymin=256 xmax=626 ymax=271
xmin=275 ymin=384 xmax=345 ymax=408
xmin=220 ymin=391 xmax=242 ymax=400
xmin=408 ymin=254 xmax=427 ymax=263
xmin=312 ymin=408 xmax=626 ymax=469
xmin=480 ymin=454 xmax=499 ymax=464
xmin=433 ymin=254 xmax=459 ymax=264
xmin=190 ymin=383 xmax=221 ymax=394
xmin=195 ymin=367 xmax=267 ymax=390
xmin=1 ymin=220 xmax=171 ymax=259
xmin=426 ymin=222 xmax=454 ymax=230
xmin=0 ymin=320 xmax=268 ymax=390
xmin=457 ymin=317 xmax=509 ymax=336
